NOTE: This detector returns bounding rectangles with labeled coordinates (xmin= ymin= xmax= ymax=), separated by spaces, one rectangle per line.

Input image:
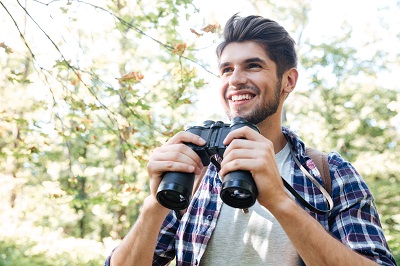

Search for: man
xmin=106 ymin=14 xmax=396 ymax=265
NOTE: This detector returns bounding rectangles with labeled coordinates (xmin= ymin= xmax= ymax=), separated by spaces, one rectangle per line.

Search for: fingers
xmin=222 ymin=126 xmax=271 ymax=159
xmin=223 ymin=126 xmax=261 ymax=145
xmin=219 ymin=126 xmax=276 ymax=178
xmin=219 ymin=142 xmax=273 ymax=177
xmin=147 ymin=131 xmax=206 ymax=198
xmin=148 ymin=145 xmax=203 ymax=175
xmin=166 ymin=131 xmax=206 ymax=146
xmin=147 ymin=131 xmax=206 ymax=178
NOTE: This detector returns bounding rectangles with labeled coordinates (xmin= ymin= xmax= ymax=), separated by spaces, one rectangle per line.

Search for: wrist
xmin=142 ymin=195 xmax=171 ymax=218
xmin=260 ymin=194 xmax=296 ymax=218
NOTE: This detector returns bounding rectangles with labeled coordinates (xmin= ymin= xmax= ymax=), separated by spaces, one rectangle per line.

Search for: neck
xmin=256 ymin=118 xmax=287 ymax=154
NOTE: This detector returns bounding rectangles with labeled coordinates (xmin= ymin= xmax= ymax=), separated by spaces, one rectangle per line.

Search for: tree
xmin=1 ymin=0 xmax=217 ymax=263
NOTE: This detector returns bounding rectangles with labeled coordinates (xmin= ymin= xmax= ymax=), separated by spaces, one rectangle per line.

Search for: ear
xmin=282 ymin=68 xmax=298 ymax=94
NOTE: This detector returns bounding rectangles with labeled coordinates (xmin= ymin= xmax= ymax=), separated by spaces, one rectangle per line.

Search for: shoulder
xmin=327 ymin=152 xmax=370 ymax=194
xmin=326 ymin=151 xmax=373 ymax=204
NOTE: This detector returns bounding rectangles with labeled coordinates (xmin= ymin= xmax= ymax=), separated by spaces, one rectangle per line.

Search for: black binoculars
xmin=156 ymin=117 xmax=260 ymax=210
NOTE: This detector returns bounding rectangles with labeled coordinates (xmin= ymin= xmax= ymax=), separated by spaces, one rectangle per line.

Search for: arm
xmin=326 ymin=154 xmax=395 ymax=265
xmin=267 ymin=195 xmax=379 ymax=266
xmin=110 ymin=196 xmax=170 ymax=265
xmin=109 ymin=132 xmax=206 ymax=265
xmin=220 ymin=127 xmax=394 ymax=266
xmin=272 ymin=152 xmax=395 ymax=265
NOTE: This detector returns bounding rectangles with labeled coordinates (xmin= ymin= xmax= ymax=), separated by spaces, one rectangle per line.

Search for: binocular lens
xmin=156 ymin=172 xmax=195 ymax=210
xmin=160 ymin=191 xmax=185 ymax=203
xmin=231 ymin=189 xmax=251 ymax=199
xmin=156 ymin=190 xmax=189 ymax=210
xmin=220 ymin=186 xmax=256 ymax=209
xmin=220 ymin=170 xmax=258 ymax=209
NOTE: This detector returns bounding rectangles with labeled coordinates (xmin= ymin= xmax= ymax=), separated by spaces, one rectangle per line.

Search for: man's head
xmin=216 ymin=14 xmax=297 ymax=79
xmin=216 ymin=14 xmax=298 ymax=126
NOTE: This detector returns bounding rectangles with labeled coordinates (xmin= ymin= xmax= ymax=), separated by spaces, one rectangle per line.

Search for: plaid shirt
xmin=105 ymin=127 xmax=396 ymax=266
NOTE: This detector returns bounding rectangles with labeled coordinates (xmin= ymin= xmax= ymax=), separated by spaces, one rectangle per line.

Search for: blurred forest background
xmin=0 ymin=0 xmax=399 ymax=265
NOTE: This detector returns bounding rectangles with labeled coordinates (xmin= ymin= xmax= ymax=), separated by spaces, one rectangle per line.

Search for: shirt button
xmin=206 ymin=215 xmax=212 ymax=220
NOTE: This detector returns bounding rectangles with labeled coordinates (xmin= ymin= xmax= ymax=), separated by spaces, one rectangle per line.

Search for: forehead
xmin=218 ymin=41 xmax=270 ymax=65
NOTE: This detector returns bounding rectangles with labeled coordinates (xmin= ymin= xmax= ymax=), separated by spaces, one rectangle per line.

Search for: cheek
xmin=218 ymin=80 xmax=228 ymax=99
xmin=218 ymin=89 xmax=226 ymax=107
xmin=218 ymin=86 xmax=229 ymax=110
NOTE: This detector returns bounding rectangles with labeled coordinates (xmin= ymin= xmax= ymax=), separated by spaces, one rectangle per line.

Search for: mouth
xmin=229 ymin=93 xmax=255 ymax=102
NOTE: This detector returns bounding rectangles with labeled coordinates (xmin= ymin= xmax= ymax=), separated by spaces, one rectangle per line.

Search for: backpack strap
xmin=288 ymin=145 xmax=333 ymax=214
xmin=306 ymin=147 xmax=332 ymax=195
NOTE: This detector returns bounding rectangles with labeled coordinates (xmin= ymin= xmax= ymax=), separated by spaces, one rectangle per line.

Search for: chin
xmin=228 ymin=113 xmax=249 ymax=122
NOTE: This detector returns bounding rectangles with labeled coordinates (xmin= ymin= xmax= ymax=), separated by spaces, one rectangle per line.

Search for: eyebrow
xmin=218 ymin=57 xmax=267 ymax=69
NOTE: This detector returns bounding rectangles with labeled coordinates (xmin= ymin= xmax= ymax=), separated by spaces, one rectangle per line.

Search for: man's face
xmin=218 ymin=41 xmax=282 ymax=125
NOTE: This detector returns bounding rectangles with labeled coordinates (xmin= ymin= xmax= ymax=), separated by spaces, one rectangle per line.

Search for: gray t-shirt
xmin=200 ymin=143 xmax=302 ymax=265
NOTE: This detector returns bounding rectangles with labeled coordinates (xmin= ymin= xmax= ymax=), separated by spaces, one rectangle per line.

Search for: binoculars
xmin=156 ymin=117 xmax=260 ymax=210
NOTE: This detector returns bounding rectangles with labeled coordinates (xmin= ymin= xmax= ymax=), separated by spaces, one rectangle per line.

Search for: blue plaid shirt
xmin=105 ymin=127 xmax=396 ymax=266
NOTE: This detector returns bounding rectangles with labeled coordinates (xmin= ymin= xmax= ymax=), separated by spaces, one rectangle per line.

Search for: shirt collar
xmin=282 ymin=126 xmax=307 ymax=158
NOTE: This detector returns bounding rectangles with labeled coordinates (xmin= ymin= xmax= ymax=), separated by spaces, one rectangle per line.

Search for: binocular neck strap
xmin=211 ymin=147 xmax=333 ymax=214
xmin=288 ymin=146 xmax=333 ymax=214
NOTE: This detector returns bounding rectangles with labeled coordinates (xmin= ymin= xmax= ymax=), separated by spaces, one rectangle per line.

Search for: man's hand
xmin=220 ymin=126 xmax=288 ymax=209
xmin=147 ymin=131 xmax=206 ymax=200
xmin=110 ymin=132 xmax=206 ymax=266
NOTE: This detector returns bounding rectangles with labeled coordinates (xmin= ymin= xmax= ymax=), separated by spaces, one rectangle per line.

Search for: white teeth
xmin=231 ymin=94 xmax=252 ymax=102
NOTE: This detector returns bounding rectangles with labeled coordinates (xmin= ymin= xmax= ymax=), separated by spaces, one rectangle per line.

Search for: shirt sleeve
xmin=328 ymin=152 xmax=396 ymax=266
xmin=152 ymin=210 xmax=180 ymax=265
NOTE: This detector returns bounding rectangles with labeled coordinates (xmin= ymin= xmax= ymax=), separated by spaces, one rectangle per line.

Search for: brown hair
xmin=216 ymin=14 xmax=297 ymax=78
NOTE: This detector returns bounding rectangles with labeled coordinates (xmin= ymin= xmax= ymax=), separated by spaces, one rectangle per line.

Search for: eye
xmin=247 ymin=63 xmax=262 ymax=69
xmin=220 ymin=67 xmax=233 ymax=75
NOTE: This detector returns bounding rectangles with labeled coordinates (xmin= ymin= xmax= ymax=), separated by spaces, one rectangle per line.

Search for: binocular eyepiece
xmin=156 ymin=117 xmax=260 ymax=210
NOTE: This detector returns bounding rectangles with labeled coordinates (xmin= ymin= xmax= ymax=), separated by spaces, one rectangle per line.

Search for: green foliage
xmin=368 ymin=176 xmax=400 ymax=262
xmin=1 ymin=0 xmax=214 ymax=263
xmin=0 ymin=238 xmax=104 ymax=266
xmin=285 ymin=2 xmax=400 ymax=262
xmin=298 ymin=35 xmax=398 ymax=159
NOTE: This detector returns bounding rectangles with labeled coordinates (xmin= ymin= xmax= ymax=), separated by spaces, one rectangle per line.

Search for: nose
xmin=228 ymin=69 xmax=247 ymax=87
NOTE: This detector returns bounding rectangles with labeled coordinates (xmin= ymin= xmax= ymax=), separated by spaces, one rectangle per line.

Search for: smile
xmin=231 ymin=94 xmax=254 ymax=102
